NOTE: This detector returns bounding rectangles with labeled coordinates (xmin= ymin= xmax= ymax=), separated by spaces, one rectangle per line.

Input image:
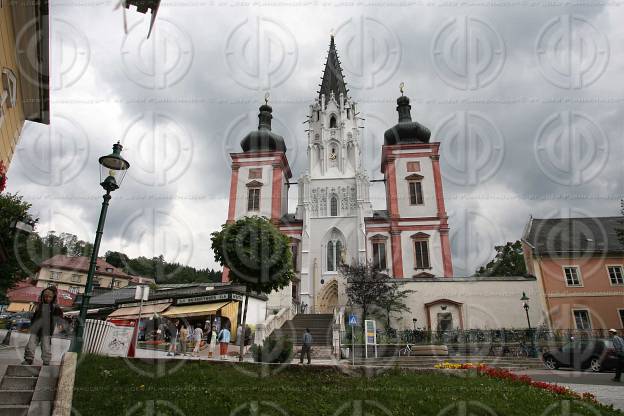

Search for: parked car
xmin=10 ymin=312 xmax=33 ymax=331
xmin=542 ymin=339 xmax=619 ymax=372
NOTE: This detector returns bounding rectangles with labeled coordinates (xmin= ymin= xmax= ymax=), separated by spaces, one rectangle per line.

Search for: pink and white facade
xmin=223 ymin=36 xmax=542 ymax=330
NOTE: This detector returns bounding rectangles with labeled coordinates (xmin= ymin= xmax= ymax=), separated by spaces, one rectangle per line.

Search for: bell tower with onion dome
xmin=222 ymin=95 xmax=293 ymax=282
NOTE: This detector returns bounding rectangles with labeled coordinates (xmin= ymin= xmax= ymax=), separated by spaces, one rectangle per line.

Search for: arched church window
xmin=326 ymin=239 xmax=343 ymax=272
xmin=330 ymin=196 xmax=338 ymax=216
xmin=330 ymin=115 xmax=337 ymax=128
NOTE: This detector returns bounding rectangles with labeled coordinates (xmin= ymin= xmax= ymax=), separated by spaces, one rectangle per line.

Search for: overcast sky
xmin=6 ymin=0 xmax=624 ymax=276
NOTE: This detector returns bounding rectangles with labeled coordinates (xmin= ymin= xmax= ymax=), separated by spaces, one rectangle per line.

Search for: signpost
xmin=364 ymin=320 xmax=377 ymax=359
xmin=132 ymin=285 xmax=150 ymax=357
xmin=348 ymin=314 xmax=357 ymax=366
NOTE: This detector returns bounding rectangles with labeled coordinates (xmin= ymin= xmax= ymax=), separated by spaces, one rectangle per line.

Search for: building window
xmin=372 ymin=242 xmax=387 ymax=270
xmin=93 ymin=277 xmax=100 ymax=287
xmin=573 ymin=310 xmax=592 ymax=330
xmin=106 ymin=267 xmax=113 ymax=273
xmin=249 ymin=168 xmax=262 ymax=179
xmin=326 ymin=240 xmax=343 ymax=272
xmin=407 ymin=161 xmax=421 ymax=172
xmin=71 ymin=274 xmax=81 ymax=283
xmin=291 ymin=243 xmax=298 ymax=271
xmin=114 ymin=280 xmax=121 ymax=288
xmin=247 ymin=188 xmax=260 ymax=211
xmin=1 ymin=68 xmax=17 ymax=108
xmin=607 ymin=266 xmax=624 ymax=285
xmin=564 ymin=267 xmax=582 ymax=286
xmin=50 ymin=272 xmax=60 ymax=281
xmin=329 ymin=115 xmax=337 ymax=128
xmin=619 ymin=309 xmax=624 ymax=328
xmin=414 ymin=240 xmax=430 ymax=269
xmin=330 ymin=196 xmax=338 ymax=216
xmin=408 ymin=181 xmax=424 ymax=205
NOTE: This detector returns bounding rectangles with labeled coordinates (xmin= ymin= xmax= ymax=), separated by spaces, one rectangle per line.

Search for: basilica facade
xmin=223 ymin=36 xmax=541 ymax=330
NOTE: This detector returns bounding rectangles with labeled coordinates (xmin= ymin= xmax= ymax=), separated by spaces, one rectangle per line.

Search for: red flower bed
xmin=473 ymin=365 xmax=598 ymax=403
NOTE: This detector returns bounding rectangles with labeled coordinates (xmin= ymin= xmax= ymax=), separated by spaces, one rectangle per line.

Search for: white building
xmin=223 ymin=36 xmax=542 ymax=331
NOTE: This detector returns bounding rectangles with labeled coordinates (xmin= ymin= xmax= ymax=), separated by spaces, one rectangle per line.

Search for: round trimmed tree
xmin=211 ymin=216 xmax=294 ymax=360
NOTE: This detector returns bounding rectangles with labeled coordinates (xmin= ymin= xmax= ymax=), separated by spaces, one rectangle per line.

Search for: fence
xmin=341 ymin=328 xmax=617 ymax=346
xmin=82 ymin=319 xmax=134 ymax=356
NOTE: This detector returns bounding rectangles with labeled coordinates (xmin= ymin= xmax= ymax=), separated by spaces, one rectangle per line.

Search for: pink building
xmin=522 ymin=216 xmax=624 ymax=330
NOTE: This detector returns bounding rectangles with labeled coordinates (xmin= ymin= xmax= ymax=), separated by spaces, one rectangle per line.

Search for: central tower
xmin=296 ymin=35 xmax=373 ymax=313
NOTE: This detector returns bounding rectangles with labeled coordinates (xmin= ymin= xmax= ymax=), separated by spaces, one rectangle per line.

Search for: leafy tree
xmin=341 ymin=262 xmax=389 ymax=322
xmin=376 ymin=281 xmax=415 ymax=330
xmin=211 ymin=216 xmax=294 ymax=361
xmin=0 ymin=193 xmax=38 ymax=295
xmin=474 ymin=240 xmax=527 ymax=277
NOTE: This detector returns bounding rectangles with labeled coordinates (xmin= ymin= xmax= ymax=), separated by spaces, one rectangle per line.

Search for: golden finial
xmin=264 ymin=92 xmax=270 ymax=105
xmin=400 ymin=82 xmax=405 ymax=96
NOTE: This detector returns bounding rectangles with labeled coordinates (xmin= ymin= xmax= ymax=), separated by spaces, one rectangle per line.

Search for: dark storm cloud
xmin=6 ymin=1 xmax=624 ymax=272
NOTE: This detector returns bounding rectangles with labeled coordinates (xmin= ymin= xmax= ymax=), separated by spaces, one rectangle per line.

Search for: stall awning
xmin=108 ymin=302 xmax=171 ymax=319
xmin=161 ymin=301 xmax=230 ymax=318
xmin=7 ymin=302 xmax=32 ymax=312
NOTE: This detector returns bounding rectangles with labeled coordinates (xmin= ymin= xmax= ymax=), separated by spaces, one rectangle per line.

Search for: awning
xmin=108 ymin=302 xmax=171 ymax=320
xmin=161 ymin=301 xmax=230 ymax=318
xmin=7 ymin=302 xmax=32 ymax=312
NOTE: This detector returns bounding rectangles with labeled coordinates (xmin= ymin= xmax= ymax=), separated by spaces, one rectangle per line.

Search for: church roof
xmin=241 ymin=103 xmax=287 ymax=153
xmin=384 ymin=94 xmax=431 ymax=145
xmin=318 ymin=35 xmax=348 ymax=101
xmin=523 ymin=216 xmax=624 ymax=257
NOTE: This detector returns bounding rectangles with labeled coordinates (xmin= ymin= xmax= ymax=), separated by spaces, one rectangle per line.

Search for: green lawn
xmin=73 ymin=355 xmax=622 ymax=416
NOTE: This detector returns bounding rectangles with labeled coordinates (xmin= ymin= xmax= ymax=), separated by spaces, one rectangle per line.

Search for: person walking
xmin=207 ymin=325 xmax=216 ymax=358
xmin=22 ymin=287 xmax=63 ymax=365
xmin=179 ymin=325 xmax=189 ymax=356
xmin=166 ymin=320 xmax=179 ymax=357
xmin=609 ymin=328 xmax=624 ymax=382
xmin=192 ymin=325 xmax=204 ymax=358
xmin=299 ymin=328 xmax=313 ymax=365
xmin=218 ymin=325 xmax=231 ymax=360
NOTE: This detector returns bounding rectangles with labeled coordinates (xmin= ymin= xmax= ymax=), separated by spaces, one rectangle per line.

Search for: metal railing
xmin=341 ymin=328 xmax=620 ymax=346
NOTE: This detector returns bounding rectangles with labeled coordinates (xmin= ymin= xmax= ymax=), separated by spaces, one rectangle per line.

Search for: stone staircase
xmin=272 ymin=314 xmax=334 ymax=346
xmin=0 ymin=364 xmax=59 ymax=416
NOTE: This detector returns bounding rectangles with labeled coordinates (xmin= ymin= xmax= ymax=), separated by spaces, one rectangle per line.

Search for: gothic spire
xmin=319 ymin=35 xmax=348 ymax=102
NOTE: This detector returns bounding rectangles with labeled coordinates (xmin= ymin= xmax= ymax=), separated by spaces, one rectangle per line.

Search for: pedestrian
xmin=22 ymin=287 xmax=63 ymax=366
xmin=166 ymin=320 xmax=179 ymax=357
xmin=218 ymin=325 xmax=231 ymax=359
xmin=207 ymin=325 xmax=216 ymax=358
xmin=609 ymin=328 xmax=624 ymax=382
xmin=179 ymin=324 xmax=189 ymax=356
xmin=192 ymin=325 xmax=204 ymax=357
xmin=300 ymin=328 xmax=313 ymax=365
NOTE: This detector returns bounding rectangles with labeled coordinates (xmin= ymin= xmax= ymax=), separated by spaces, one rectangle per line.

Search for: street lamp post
xmin=71 ymin=142 xmax=130 ymax=353
xmin=521 ymin=292 xmax=537 ymax=358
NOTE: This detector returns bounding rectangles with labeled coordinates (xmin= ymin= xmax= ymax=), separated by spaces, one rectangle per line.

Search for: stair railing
xmin=253 ymin=307 xmax=291 ymax=345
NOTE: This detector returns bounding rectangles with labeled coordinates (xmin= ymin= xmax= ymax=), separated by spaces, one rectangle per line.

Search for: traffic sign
xmin=348 ymin=314 xmax=357 ymax=326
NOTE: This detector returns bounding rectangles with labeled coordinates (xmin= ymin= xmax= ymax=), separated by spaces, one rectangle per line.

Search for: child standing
xmin=22 ymin=287 xmax=63 ymax=366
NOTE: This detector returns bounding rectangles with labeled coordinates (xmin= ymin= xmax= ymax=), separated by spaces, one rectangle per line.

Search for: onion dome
xmin=383 ymin=93 xmax=431 ymax=145
xmin=240 ymin=102 xmax=287 ymax=153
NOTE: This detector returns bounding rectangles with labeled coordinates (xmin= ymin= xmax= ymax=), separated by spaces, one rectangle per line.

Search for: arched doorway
xmin=317 ymin=279 xmax=338 ymax=314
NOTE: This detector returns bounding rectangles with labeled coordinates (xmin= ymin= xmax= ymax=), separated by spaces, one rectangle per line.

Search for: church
xmin=223 ymin=36 xmax=541 ymax=331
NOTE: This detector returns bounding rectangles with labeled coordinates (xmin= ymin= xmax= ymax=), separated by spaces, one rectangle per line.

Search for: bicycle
xmin=398 ymin=343 xmax=412 ymax=357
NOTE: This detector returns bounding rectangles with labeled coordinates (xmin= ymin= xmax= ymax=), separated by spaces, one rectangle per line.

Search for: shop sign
xmin=177 ymin=293 xmax=244 ymax=305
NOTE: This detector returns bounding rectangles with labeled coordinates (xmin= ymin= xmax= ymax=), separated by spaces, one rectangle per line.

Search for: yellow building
xmin=34 ymin=255 xmax=135 ymax=294
xmin=0 ymin=0 xmax=49 ymax=168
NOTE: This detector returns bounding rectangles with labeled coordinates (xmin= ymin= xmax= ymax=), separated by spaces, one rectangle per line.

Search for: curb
xmin=52 ymin=352 xmax=77 ymax=416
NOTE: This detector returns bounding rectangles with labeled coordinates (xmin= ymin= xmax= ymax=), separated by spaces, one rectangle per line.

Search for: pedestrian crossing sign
xmin=348 ymin=314 xmax=357 ymax=326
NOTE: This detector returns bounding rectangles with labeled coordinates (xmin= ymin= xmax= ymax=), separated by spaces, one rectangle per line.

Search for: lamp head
xmin=99 ymin=141 xmax=130 ymax=191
